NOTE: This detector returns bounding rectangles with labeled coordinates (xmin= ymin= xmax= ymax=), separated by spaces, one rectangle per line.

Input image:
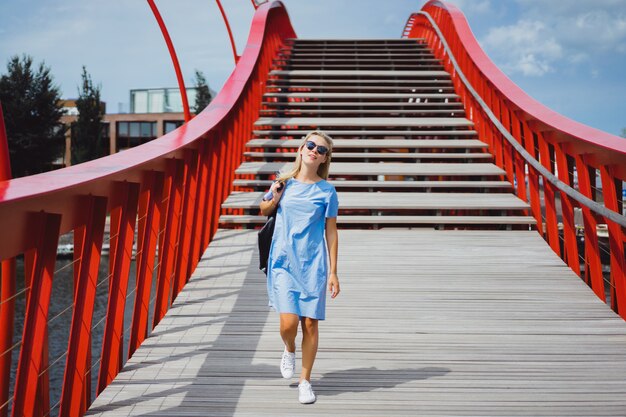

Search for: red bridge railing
xmin=405 ymin=1 xmax=626 ymax=318
xmin=0 ymin=2 xmax=295 ymax=416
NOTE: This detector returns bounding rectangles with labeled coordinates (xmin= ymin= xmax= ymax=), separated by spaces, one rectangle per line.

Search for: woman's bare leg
xmin=280 ymin=313 xmax=299 ymax=352
xmin=300 ymin=317 xmax=319 ymax=381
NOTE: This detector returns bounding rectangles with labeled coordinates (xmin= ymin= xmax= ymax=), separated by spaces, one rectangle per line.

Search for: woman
xmin=259 ymin=130 xmax=340 ymax=404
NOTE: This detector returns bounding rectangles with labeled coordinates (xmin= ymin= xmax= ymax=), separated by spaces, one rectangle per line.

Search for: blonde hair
xmin=276 ymin=130 xmax=334 ymax=182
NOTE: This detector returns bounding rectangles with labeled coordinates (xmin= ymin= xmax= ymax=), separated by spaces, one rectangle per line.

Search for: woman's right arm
xmin=259 ymin=198 xmax=277 ymax=216
xmin=259 ymin=181 xmax=284 ymax=216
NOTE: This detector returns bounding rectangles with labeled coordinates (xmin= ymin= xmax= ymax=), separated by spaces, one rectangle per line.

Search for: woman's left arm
xmin=325 ymin=217 xmax=340 ymax=298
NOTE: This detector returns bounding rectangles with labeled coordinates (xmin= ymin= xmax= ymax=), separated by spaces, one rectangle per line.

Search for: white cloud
xmin=479 ymin=0 xmax=626 ymax=78
xmin=445 ymin=0 xmax=492 ymax=15
xmin=482 ymin=20 xmax=562 ymax=76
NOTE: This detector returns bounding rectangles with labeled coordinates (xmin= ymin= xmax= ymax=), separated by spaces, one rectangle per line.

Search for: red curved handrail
xmin=0 ymin=2 xmax=295 ymax=415
xmin=407 ymin=1 xmax=626 ymax=318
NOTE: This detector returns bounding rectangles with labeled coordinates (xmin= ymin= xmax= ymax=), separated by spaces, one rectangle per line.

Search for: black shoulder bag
xmin=257 ymin=181 xmax=283 ymax=274
xmin=257 ymin=210 xmax=276 ymax=275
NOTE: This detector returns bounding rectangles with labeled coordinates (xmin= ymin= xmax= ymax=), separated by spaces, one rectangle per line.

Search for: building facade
xmin=60 ymin=86 xmax=214 ymax=167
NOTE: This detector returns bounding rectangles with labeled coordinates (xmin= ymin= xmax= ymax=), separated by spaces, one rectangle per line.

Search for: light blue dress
xmin=266 ymin=178 xmax=339 ymax=320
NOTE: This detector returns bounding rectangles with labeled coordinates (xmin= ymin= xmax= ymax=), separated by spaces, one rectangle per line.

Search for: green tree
xmin=71 ymin=66 xmax=105 ymax=164
xmin=620 ymin=128 xmax=626 ymax=138
xmin=0 ymin=55 xmax=65 ymax=177
xmin=192 ymin=69 xmax=212 ymax=115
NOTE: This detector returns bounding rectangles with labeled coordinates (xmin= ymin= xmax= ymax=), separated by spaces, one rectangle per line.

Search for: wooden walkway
xmin=86 ymin=229 xmax=626 ymax=416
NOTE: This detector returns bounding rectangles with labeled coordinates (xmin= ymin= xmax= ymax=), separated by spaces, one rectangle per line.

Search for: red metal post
xmin=97 ymin=182 xmax=139 ymax=394
xmin=575 ymin=156 xmax=605 ymax=299
xmin=147 ymin=0 xmax=192 ymax=122
xmin=172 ymin=149 xmax=199 ymax=300
xmin=537 ymin=134 xmax=560 ymax=255
xmin=11 ymin=212 xmax=61 ymax=417
xmin=216 ymin=0 xmax=241 ymax=63
xmin=599 ymin=166 xmax=626 ymax=317
xmin=190 ymin=141 xmax=210 ymax=273
xmin=554 ymin=144 xmax=580 ymax=275
xmin=0 ymin=102 xmax=15 ymax=417
xmin=153 ymin=159 xmax=185 ymax=328
xmin=59 ymin=196 xmax=107 ymax=417
xmin=520 ymin=120 xmax=543 ymax=235
xmin=129 ymin=172 xmax=164 ymax=358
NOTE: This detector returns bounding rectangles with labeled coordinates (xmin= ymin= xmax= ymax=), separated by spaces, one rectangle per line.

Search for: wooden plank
xmin=87 ymin=229 xmax=626 ymax=416
xmin=245 ymin=139 xmax=487 ymax=149
xmin=261 ymin=102 xmax=462 ymax=107
xmin=267 ymin=79 xmax=453 ymax=85
xmin=219 ymin=215 xmax=536 ymax=225
xmin=270 ymin=70 xmax=449 ymax=77
xmin=243 ymin=152 xmax=491 ymax=160
xmin=262 ymin=93 xmax=458 ymax=99
xmin=235 ymin=162 xmax=505 ymax=176
xmin=253 ymin=130 xmax=478 ymax=136
xmin=221 ymin=191 xmax=530 ymax=210
xmin=233 ymin=179 xmax=511 ymax=189
xmin=254 ymin=118 xmax=472 ymax=128
xmin=260 ymin=109 xmax=465 ymax=115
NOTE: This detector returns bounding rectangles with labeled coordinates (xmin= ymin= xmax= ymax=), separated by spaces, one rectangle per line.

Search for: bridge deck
xmin=87 ymin=229 xmax=626 ymax=416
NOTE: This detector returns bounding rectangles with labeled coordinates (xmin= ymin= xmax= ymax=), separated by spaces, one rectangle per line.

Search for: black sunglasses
xmin=305 ymin=140 xmax=329 ymax=155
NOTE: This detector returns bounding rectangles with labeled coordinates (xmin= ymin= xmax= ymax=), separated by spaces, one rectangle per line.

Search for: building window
xmin=164 ymin=121 xmax=184 ymax=134
xmin=116 ymin=121 xmax=157 ymax=152
xmin=130 ymin=87 xmax=205 ymax=113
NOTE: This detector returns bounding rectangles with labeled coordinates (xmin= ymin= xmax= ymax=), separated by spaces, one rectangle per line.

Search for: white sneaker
xmin=280 ymin=348 xmax=295 ymax=379
xmin=298 ymin=379 xmax=316 ymax=404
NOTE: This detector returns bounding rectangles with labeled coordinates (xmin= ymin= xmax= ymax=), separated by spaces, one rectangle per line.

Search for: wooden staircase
xmin=220 ymin=39 xmax=535 ymax=229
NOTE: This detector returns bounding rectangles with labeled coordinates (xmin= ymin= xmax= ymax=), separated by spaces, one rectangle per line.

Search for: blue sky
xmin=0 ymin=0 xmax=624 ymax=136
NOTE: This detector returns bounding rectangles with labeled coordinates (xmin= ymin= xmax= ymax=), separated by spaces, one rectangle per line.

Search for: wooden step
xmin=261 ymin=102 xmax=462 ymax=108
xmin=235 ymin=162 xmax=505 ymax=176
xmin=254 ymin=117 xmax=472 ymax=128
xmin=245 ymin=139 xmax=488 ymax=149
xmin=232 ymin=179 xmax=511 ymax=189
xmin=284 ymin=38 xmax=425 ymax=45
xmin=273 ymin=65 xmax=445 ymax=70
xmin=259 ymin=109 xmax=464 ymax=116
xmin=262 ymin=93 xmax=458 ymax=99
xmin=278 ymin=45 xmax=434 ymax=52
xmin=266 ymin=85 xmax=455 ymax=91
xmin=275 ymin=58 xmax=439 ymax=63
xmin=270 ymin=70 xmax=449 ymax=77
xmin=222 ymin=191 xmax=529 ymax=210
xmin=278 ymin=52 xmax=434 ymax=58
xmin=267 ymin=79 xmax=452 ymax=85
xmin=219 ymin=214 xmax=535 ymax=225
xmin=243 ymin=151 xmax=492 ymax=160
xmin=253 ymin=129 xmax=478 ymax=136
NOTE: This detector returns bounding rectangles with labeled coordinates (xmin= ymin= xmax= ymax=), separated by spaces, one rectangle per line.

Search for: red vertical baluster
xmin=537 ymin=132 xmax=560 ymax=255
xmin=521 ymin=120 xmax=543 ymax=235
xmin=129 ymin=171 xmax=164 ymax=358
xmin=59 ymin=196 xmax=107 ymax=417
xmin=509 ymin=113 xmax=527 ymax=203
xmin=499 ymin=105 xmax=514 ymax=185
xmin=575 ymin=156 xmax=605 ymax=299
xmin=190 ymin=141 xmax=209 ymax=275
xmin=599 ymin=166 xmax=626 ymax=317
xmin=172 ymin=149 xmax=199 ymax=301
xmin=153 ymin=159 xmax=185 ymax=328
xmin=0 ymin=101 xmax=15 ymax=417
xmin=203 ymin=138 xmax=220 ymax=247
xmin=11 ymin=212 xmax=61 ymax=417
xmin=97 ymin=182 xmax=139 ymax=393
xmin=554 ymin=144 xmax=580 ymax=276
